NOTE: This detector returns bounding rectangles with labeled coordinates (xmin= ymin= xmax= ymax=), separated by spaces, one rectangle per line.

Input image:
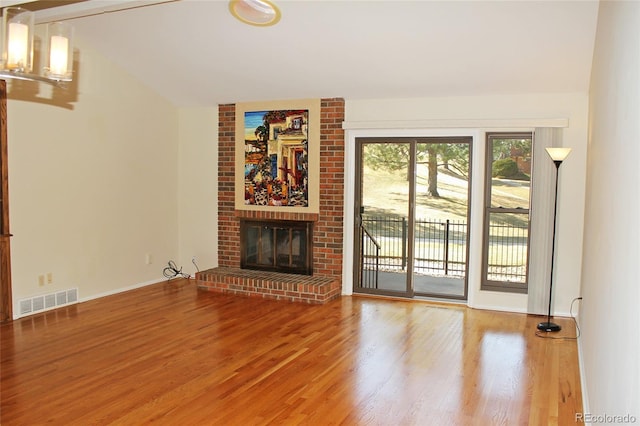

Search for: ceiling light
xmin=229 ymin=0 xmax=280 ymax=27
xmin=0 ymin=7 xmax=74 ymax=86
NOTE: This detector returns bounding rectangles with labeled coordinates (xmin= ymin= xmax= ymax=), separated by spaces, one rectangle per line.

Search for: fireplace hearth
xmin=240 ymin=219 xmax=313 ymax=275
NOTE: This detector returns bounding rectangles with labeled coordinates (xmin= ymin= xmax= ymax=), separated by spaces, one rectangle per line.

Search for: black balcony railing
xmin=360 ymin=215 xmax=528 ymax=282
xmin=360 ymin=225 xmax=380 ymax=288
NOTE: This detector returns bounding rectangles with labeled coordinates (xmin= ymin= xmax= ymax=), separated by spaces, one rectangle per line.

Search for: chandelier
xmin=0 ymin=7 xmax=73 ymax=86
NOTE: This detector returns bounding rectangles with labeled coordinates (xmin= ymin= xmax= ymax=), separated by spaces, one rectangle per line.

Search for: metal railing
xmin=360 ymin=224 xmax=380 ymax=288
xmin=360 ymin=215 xmax=528 ymax=282
xmin=362 ymin=216 xmax=468 ymax=277
xmin=485 ymin=222 xmax=528 ymax=282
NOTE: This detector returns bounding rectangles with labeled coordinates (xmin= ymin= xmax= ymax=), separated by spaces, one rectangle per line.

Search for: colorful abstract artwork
xmin=243 ymin=109 xmax=309 ymax=207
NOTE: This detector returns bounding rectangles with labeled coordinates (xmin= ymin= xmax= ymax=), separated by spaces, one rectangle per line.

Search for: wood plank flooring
xmin=0 ymin=279 xmax=582 ymax=425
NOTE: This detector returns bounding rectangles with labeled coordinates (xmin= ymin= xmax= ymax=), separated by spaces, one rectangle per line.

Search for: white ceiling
xmin=24 ymin=0 xmax=600 ymax=107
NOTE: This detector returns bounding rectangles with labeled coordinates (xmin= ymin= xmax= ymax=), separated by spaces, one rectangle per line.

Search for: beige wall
xmin=7 ymin=37 xmax=180 ymax=312
xmin=344 ymin=93 xmax=588 ymax=315
xmin=582 ymin=0 xmax=640 ymax=419
xmin=177 ymin=107 xmax=218 ymax=277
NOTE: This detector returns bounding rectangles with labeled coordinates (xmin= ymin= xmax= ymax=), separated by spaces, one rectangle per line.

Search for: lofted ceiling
xmin=5 ymin=0 xmax=600 ymax=107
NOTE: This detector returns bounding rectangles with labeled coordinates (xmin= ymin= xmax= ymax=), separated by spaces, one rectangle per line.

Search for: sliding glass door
xmin=354 ymin=137 xmax=471 ymax=300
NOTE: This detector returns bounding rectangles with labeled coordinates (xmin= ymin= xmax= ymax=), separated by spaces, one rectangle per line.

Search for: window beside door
xmin=481 ymin=133 xmax=532 ymax=293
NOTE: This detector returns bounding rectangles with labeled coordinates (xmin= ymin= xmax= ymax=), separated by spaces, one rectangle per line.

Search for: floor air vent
xmin=18 ymin=288 xmax=79 ymax=318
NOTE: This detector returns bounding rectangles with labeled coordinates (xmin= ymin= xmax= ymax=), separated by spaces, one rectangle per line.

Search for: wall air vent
xmin=32 ymin=296 xmax=45 ymax=311
xmin=45 ymin=294 xmax=56 ymax=309
xmin=67 ymin=288 xmax=78 ymax=303
xmin=17 ymin=288 xmax=79 ymax=318
xmin=19 ymin=299 xmax=32 ymax=315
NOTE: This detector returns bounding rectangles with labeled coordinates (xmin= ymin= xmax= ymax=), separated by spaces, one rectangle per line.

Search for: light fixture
xmin=545 ymin=148 xmax=572 ymax=163
xmin=1 ymin=7 xmax=73 ymax=86
xmin=537 ymin=146 xmax=572 ymax=332
xmin=229 ymin=0 xmax=281 ymax=27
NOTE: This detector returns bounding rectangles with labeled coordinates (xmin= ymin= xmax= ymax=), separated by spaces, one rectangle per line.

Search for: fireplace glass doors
xmin=240 ymin=220 xmax=313 ymax=275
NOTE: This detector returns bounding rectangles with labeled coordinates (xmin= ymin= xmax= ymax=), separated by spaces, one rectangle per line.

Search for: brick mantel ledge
xmin=196 ymin=267 xmax=341 ymax=304
xmin=234 ymin=210 xmax=320 ymax=222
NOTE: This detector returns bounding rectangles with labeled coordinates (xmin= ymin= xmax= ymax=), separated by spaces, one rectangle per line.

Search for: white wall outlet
xmin=145 ymin=253 xmax=153 ymax=265
xmin=46 ymin=272 xmax=53 ymax=284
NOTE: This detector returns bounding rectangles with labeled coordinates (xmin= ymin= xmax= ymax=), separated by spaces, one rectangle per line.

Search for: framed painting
xmin=235 ymin=99 xmax=320 ymax=213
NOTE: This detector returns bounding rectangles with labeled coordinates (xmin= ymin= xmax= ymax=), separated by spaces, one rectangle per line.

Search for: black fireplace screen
xmin=240 ymin=220 xmax=313 ymax=275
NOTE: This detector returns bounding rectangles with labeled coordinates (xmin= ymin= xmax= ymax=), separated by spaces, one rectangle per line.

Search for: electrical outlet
xmin=38 ymin=275 xmax=45 ymax=286
xmin=192 ymin=256 xmax=197 ymax=263
xmin=145 ymin=254 xmax=153 ymax=265
xmin=46 ymin=272 xmax=53 ymax=284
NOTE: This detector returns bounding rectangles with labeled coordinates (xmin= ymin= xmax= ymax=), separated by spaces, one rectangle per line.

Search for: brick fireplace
xmin=196 ymin=98 xmax=345 ymax=304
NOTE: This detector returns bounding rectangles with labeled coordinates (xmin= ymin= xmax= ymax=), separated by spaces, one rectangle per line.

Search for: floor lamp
xmin=537 ymin=147 xmax=572 ymax=332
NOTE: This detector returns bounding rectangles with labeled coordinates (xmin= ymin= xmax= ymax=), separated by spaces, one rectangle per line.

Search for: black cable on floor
xmin=163 ymin=260 xmax=190 ymax=280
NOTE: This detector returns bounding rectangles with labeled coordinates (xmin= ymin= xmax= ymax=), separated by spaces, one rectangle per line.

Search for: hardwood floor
xmin=0 ymin=279 xmax=582 ymax=425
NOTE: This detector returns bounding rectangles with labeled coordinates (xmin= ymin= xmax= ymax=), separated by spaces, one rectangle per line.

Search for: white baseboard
xmin=577 ymin=326 xmax=591 ymax=424
xmin=79 ymin=277 xmax=168 ymax=303
xmin=468 ymin=303 xmax=528 ymax=314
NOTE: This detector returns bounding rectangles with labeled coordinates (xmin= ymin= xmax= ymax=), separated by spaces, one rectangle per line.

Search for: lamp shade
xmin=545 ymin=147 xmax=572 ymax=162
xmin=1 ymin=7 xmax=35 ymax=72
xmin=44 ymin=22 xmax=73 ymax=81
